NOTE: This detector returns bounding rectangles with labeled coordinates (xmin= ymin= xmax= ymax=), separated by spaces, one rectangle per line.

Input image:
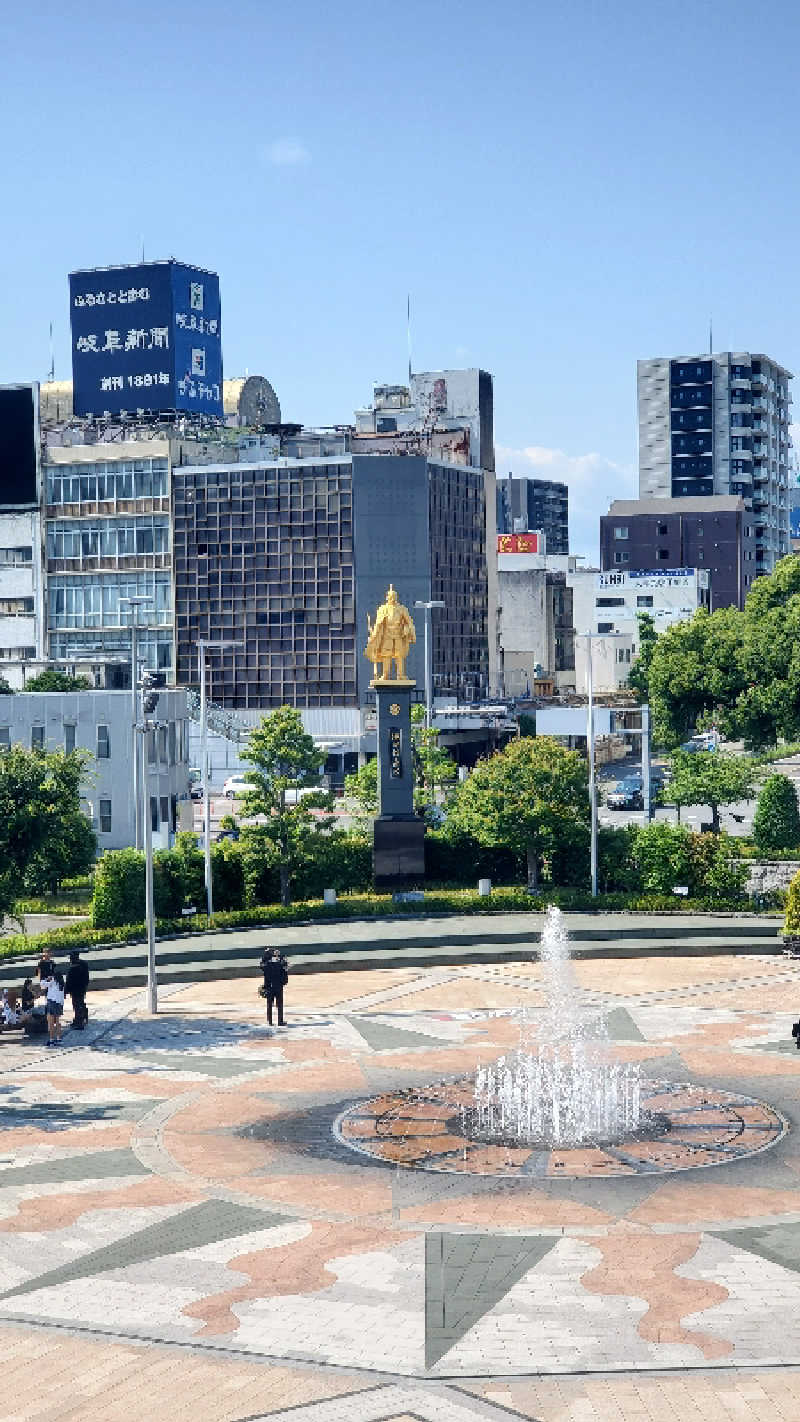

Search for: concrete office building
xmin=0 ymin=689 xmax=190 ymax=849
xmin=354 ymin=369 xmax=494 ymax=471
xmin=637 ymin=352 xmax=791 ymax=575
xmin=570 ymin=565 xmax=710 ymax=693
xmin=496 ymin=475 xmax=569 ymax=554
xmin=497 ymin=550 xmax=580 ymax=696
xmin=173 ymin=452 xmax=494 ymax=712
xmin=600 ymin=496 xmax=754 ymax=609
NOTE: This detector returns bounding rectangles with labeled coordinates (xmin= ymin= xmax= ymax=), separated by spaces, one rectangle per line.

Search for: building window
xmin=613 ymin=526 xmax=629 ymax=540
xmin=96 ymin=724 xmax=110 ymax=759
xmin=31 ymin=726 xmax=44 ymax=750
xmin=597 ymin=622 xmax=614 ymax=634
xmin=150 ymin=796 xmax=158 ymax=832
xmin=657 ymin=549 xmax=670 ymax=561
xmin=0 ymin=547 xmax=32 ymax=567
xmin=99 ymin=799 xmax=112 ymax=834
xmin=657 ymin=523 xmax=668 ymax=536
xmin=64 ymin=723 xmax=76 ymax=754
xmin=596 ymin=597 xmax=625 ymax=608
xmin=160 ymin=795 xmax=169 ymax=825
xmin=0 ymin=598 xmax=34 ymax=615
xmin=0 ymin=728 xmax=9 ymax=750
xmin=637 ymin=595 xmax=653 ymax=608
xmin=613 ymin=551 xmax=629 ymax=564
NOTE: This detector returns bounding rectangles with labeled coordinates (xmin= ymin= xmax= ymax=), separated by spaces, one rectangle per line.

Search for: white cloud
xmin=495 ymin=443 xmax=635 ymax=563
xmin=263 ymin=137 xmax=311 ymax=167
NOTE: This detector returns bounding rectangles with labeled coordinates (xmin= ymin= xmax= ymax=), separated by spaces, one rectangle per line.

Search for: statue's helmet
xmin=386 ymin=585 xmax=398 ymax=603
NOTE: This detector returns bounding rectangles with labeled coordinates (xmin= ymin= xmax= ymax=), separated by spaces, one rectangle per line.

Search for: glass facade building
xmin=174 ymin=453 xmax=490 ymax=709
xmin=173 ymin=460 xmax=356 ymax=708
xmin=44 ymin=446 xmax=174 ymax=681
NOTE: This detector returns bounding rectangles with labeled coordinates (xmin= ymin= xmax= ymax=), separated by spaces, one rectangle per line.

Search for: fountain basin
xmin=334 ymin=1078 xmax=787 ymax=1177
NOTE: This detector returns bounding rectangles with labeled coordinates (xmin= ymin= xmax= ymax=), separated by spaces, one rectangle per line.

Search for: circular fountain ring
xmin=334 ymin=1077 xmax=787 ymax=1178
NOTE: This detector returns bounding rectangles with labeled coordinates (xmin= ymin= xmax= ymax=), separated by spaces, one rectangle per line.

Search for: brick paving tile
xmin=0 ymin=1325 xmax=370 ymax=1422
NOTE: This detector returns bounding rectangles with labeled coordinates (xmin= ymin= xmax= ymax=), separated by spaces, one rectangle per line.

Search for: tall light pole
xmin=120 ymin=597 xmax=152 ymax=850
xmin=579 ymin=631 xmax=624 ymax=898
xmin=414 ymin=600 xmax=445 ymax=729
xmin=198 ymin=639 xmax=241 ymax=918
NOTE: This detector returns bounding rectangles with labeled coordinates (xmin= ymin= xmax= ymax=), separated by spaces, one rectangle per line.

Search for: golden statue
xmin=365 ymin=584 xmax=417 ymax=683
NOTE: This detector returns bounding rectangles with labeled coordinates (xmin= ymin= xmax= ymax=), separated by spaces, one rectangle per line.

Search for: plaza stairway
xmin=0 ymin=911 xmax=783 ymax=994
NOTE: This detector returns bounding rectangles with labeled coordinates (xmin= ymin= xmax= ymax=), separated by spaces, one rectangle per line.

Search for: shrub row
xmin=90 ymin=819 xmax=761 ymax=932
xmin=0 ymin=886 xmax=780 ymax=968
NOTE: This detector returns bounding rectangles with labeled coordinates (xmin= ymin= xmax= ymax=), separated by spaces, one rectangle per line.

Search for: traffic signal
xmin=141 ymin=670 xmax=166 ymax=715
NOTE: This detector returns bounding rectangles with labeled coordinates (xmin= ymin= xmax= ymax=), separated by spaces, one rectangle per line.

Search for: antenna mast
xmin=48 ymin=322 xmax=54 ymax=383
xmin=407 ymin=293 xmax=412 ymax=384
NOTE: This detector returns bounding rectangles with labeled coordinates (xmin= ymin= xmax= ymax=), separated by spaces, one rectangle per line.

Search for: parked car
xmin=606 ymin=772 xmax=665 ymax=811
xmin=223 ymin=774 xmax=257 ymax=799
xmin=189 ymin=782 xmax=205 ymax=801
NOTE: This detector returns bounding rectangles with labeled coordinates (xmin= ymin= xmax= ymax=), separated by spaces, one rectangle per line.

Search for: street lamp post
xmin=579 ymin=631 xmax=625 ymax=899
xmin=414 ymin=600 xmax=445 ymax=729
xmin=120 ymin=596 xmax=152 ymax=851
xmin=198 ymin=639 xmax=242 ymax=918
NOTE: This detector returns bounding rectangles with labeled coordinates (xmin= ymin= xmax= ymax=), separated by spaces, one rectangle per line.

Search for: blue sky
xmin=1 ymin=1 xmax=798 ymax=556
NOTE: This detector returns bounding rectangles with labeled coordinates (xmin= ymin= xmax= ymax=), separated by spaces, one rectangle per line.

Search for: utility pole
xmin=140 ymin=670 xmax=165 ymax=1014
xmin=414 ymin=600 xmax=445 ymax=730
xmin=198 ymin=639 xmax=241 ymax=918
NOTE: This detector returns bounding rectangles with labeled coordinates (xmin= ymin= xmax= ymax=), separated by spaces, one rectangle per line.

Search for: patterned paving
xmin=334 ymin=1077 xmax=787 ymax=1177
xmin=2 ymin=950 xmax=800 ymax=1410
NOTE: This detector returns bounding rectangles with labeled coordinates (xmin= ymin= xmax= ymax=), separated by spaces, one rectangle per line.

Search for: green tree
xmin=344 ymin=757 xmax=378 ymax=822
xmin=0 ymin=746 xmax=96 ymax=908
xmin=668 ymin=749 xmax=755 ymax=834
xmin=23 ymin=669 xmax=92 ymax=693
xmin=647 ymin=607 xmax=746 ymax=747
xmin=447 ymin=735 xmax=590 ymax=890
xmin=752 ymin=773 xmax=800 ymax=854
xmin=0 ymin=677 xmax=13 ymax=695
xmin=411 ymin=704 xmax=457 ymax=816
xmin=627 ymin=612 xmax=658 ymax=701
xmin=240 ymin=705 xmax=333 ymax=906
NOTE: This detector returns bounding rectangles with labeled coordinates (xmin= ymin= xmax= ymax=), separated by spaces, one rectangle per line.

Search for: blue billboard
xmin=69 ymin=260 xmax=223 ymax=419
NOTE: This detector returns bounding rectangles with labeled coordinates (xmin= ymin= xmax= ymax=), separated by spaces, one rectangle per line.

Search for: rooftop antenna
xmin=407 ymin=292 xmax=412 ymax=384
xmin=140 ymin=235 xmax=145 ymax=262
xmin=47 ymin=322 xmax=54 ymax=383
xmin=709 ymin=316 xmax=713 ymax=357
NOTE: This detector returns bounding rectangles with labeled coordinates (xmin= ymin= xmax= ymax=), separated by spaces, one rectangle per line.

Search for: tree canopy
xmin=0 ymin=746 xmax=96 ymax=906
xmin=646 ymin=557 xmax=800 ymax=749
xmin=23 ymin=670 xmax=93 ymax=693
xmin=240 ymin=705 xmax=332 ymax=905
xmin=447 ymin=735 xmax=590 ymax=889
xmin=752 ymin=773 xmax=800 ymax=854
xmin=627 ymin=612 xmax=657 ymax=702
xmin=668 ymin=749 xmax=755 ymax=834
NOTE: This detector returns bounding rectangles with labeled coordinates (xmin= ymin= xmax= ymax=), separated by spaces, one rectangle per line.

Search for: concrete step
xmin=0 ymin=929 xmax=784 ymax=993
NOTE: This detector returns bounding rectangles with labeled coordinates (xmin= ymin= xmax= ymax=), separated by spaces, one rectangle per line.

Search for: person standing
xmin=44 ymin=969 xmax=66 ymax=1047
xmin=65 ymin=951 xmax=90 ymax=1029
xmin=259 ymin=947 xmax=288 ymax=1027
xmin=37 ymin=947 xmax=55 ymax=982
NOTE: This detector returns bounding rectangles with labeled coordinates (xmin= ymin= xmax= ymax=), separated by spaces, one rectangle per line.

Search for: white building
xmin=497 ymin=550 xmax=584 ymax=695
xmin=569 ymin=566 xmax=710 ymax=692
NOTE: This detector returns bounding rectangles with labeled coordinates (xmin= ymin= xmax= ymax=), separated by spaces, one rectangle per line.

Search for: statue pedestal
xmin=372 ymin=681 xmax=425 ymax=890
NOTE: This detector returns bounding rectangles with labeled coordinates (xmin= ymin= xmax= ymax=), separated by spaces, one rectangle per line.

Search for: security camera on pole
xmin=139 ymin=668 xmax=166 ymax=1014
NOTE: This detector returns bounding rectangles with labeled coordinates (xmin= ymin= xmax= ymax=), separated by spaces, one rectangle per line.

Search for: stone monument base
xmin=373 ymin=816 xmax=426 ymax=891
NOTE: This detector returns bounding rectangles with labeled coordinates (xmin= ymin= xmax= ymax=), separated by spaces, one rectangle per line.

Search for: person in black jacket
xmin=259 ymin=947 xmax=288 ymax=1026
xmin=65 ymin=951 xmax=90 ymax=1029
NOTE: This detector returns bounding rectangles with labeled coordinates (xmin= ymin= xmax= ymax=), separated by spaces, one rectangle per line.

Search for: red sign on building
xmin=497 ymin=532 xmax=543 ymax=554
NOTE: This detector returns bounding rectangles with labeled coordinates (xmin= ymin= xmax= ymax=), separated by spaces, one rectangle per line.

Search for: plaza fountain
xmin=334 ymin=902 xmax=786 ymax=1176
xmin=469 ymin=905 xmax=642 ymax=1147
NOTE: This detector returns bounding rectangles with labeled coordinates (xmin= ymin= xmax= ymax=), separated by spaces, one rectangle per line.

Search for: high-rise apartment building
xmin=637 ymin=352 xmax=791 ymax=574
xmin=496 ymin=475 xmax=569 ymax=553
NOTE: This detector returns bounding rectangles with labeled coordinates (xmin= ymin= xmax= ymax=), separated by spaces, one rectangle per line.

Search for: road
xmin=598 ymin=751 xmax=800 ymax=836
